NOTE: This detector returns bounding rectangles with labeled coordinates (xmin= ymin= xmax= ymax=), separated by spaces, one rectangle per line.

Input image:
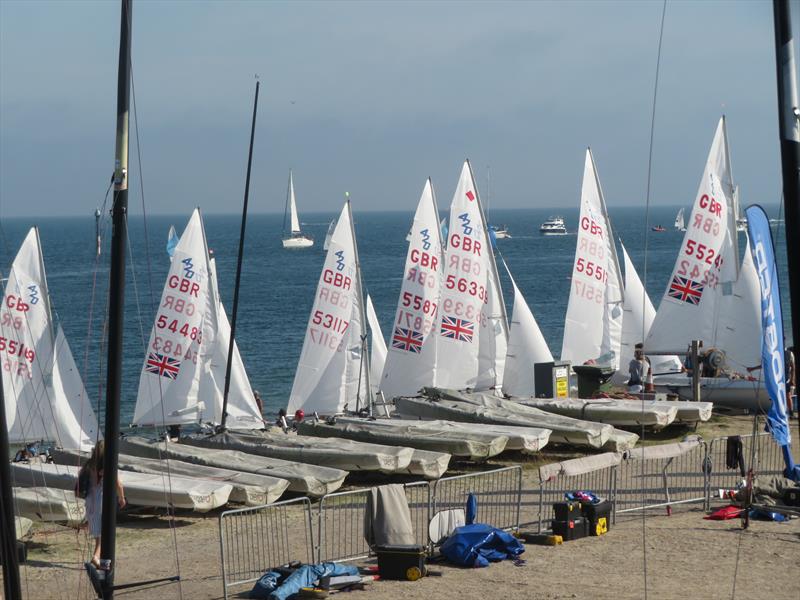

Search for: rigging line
xmin=640 ymin=1 xmax=668 ymax=597
xmin=130 ymin=64 xmax=184 ymax=597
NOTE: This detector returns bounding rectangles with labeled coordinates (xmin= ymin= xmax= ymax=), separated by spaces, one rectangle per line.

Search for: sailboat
xmin=560 ymin=149 xmax=624 ymax=371
xmin=287 ymin=198 xmax=370 ymax=414
xmin=1 ymin=228 xmax=99 ymax=452
xmin=322 ymin=219 xmax=336 ymax=251
xmin=281 ymin=170 xmax=314 ymax=249
xmin=645 ymin=118 xmax=767 ymax=409
xmin=380 ymin=178 xmax=445 ymax=399
xmin=132 ymin=209 xmax=263 ymax=428
xmin=674 ymin=208 xmax=686 ymax=232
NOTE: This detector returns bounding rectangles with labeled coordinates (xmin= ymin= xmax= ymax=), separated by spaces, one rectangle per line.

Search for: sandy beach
xmin=8 ymin=415 xmax=800 ymax=600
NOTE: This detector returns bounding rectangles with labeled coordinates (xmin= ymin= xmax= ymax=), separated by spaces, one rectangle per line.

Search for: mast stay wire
xmin=640 ymin=1 xmax=668 ymax=597
xmin=129 ymin=62 xmax=184 ymax=598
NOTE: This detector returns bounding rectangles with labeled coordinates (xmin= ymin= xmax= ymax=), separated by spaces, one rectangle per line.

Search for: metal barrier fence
xmin=616 ymin=439 xmax=709 ymax=516
xmin=317 ymin=482 xmax=433 ymax=563
xmin=532 ymin=453 xmax=619 ymax=532
xmin=432 ymin=466 xmax=523 ymax=533
xmin=219 ymin=497 xmax=315 ymax=600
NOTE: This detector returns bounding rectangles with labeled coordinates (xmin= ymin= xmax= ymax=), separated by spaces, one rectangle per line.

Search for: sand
xmin=7 ymin=415 xmax=800 ymax=600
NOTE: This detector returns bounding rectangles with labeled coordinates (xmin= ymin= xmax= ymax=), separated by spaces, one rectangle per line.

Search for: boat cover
xmin=395 ymin=389 xmax=613 ymax=449
xmin=515 ymin=397 xmax=677 ymax=428
xmin=51 ymin=447 xmax=289 ymax=506
xmin=296 ymin=418 xmax=508 ymax=460
xmin=120 ymin=436 xmax=345 ymax=497
xmin=16 ymin=516 xmax=33 ymax=539
xmin=13 ymin=486 xmax=85 ymax=527
xmin=404 ymin=448 xmax=451 ymax=479
xmin=187 ymin=431 xmax=413 ymax=473
xmin=9 ymin=461 xmax=232 ymax=512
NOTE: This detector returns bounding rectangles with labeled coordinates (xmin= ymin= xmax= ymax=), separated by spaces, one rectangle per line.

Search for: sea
xmin=0 ymin=204 xmax=791 ymax=424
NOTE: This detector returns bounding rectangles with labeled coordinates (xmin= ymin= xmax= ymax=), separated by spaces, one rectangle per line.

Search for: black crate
xmin=582 ymin=500 xmax=613 ymax=536
xmin=551 ymin=517 xmax=587 ymax=541
xmin=783 ymin=488 xmax=800 ymax=507
xmin=553 ymin=501 xmax=583 ymax=521
xmin=375 ymin=544 xmax=426 ymax=581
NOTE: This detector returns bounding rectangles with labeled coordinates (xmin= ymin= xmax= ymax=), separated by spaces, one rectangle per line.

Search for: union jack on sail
xmin=392 ymin=327 xmax=423 ymax=353
xmin=440 ymin=315 xmax=474 ymax=343
xmin=667 ymin=275 xmax=704 ymax=305
xmin=145 ymin=352 xmax=181 ymax=379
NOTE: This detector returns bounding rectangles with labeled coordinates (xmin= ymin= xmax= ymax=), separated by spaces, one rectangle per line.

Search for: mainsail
xmin=618 ymin=243 xmax=682 ymax=377
xmin=1 ymin=228 xmax=98 ymax=450
xmin=501 ymin=261 xmax=554 ymax=397
xmin=381 ymin=179 xmax=444 ymax=398
xmin=434 ymin=161 xmax=507 ymax=390
xmin=646 ymin=118 xmax=743 ymax=359
xmin=560 ymin=149 xmax=624 ymax=369
xmin=365 ymin=294 xmax=386 ymax=396
xmin=287 ymin=200 xmax=367 ymax=414
xmin=288 ymin=170 xmax=301 ymax=234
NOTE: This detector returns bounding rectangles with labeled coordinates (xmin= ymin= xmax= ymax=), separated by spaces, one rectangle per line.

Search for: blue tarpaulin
xmin=250 ymin=562 xmax=359 ymax=600
xmin=440 ymin=523 xmax=524 ymax=568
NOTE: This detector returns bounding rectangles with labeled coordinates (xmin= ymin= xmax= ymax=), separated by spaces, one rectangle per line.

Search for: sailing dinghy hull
xmin=514 ymin=397 xmax=678 ymax=429
xmin=296 ymin=418 xmax=506 ymax=460
xmin=653 ymin=375 xmax=770 ymax=410
xmin=185 ymin=430 xmax=414 ymax=473
xmin=9 ymin=462 xmax=232 ymax=512
xmin=395 ymin=389 xmax=614 ymax=449
xmin=51 ymin=448 xmax=289 ymax=507
xmin=13 ymin=486 xmax=85 ymax=527
xmin=120 ymin=436 xmax=345 ymax=497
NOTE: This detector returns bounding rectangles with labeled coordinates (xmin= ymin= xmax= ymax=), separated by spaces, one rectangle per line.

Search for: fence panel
xmin=432 ymin=466 xmax=523 ymax=532
xmin=532 ymin=453 xmax=619 ymax=533
xmin=317 ymin=482 xmax=432 ymax=563
xmin=616 ymin=439 xmax=708 ymax=517
xmin=219 ymin=497 xmax=314 ymax=600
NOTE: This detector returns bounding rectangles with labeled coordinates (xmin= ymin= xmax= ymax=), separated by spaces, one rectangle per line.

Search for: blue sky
xmin=0 ymin=0 xmax=796 ymax=218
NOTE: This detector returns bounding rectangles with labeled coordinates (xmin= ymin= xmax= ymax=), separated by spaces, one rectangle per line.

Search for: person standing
xmin=76 ymin=441 xmax=126 ymax=569
xmin=627 ymin=343 xmax=650 ymax=394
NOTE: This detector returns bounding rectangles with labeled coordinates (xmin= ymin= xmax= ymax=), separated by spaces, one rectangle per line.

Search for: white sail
xmin=287 ymin=201 xmax=365 ymax=415
xmin=715 ymin=239 xmax=762 ymax=371
xmin=476 ymin=241 xmax=509 ymax=390
xmin=203 ymin=259 xmax=263 ymax=428
xmin=134 ymin=209 xmax=212 ymax=426
xmin=323 ymin=219 xmax=336 ymax=251
xmin=560 ymin=149 xmax=624 ymax=369
xmin=618 ymin=243 xmax=682 ymax=378
xmin=381 ymin=179 xmax=444 ymax=399
xmin=365 ymin=295 xmax=386 ymax=396
xmin=1 ymin=228 xmax=98 ymax=450
xmin=434 ymin=161 xmax=498 ymax=390
xmin=288 ymin=170 xmax=301 ymax=234
xmin=502 ymin=263 xmax=554 ymax=398
xmin=646 ymin=118 xmax=738 ymax=356
xmin=674 ymin=208 xmax=685 ymax=231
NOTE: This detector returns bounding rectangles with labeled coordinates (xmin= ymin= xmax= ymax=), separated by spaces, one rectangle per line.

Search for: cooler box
xmin=572 ymin=365 xmax=615 ymax=398
xmin=582 ymin=500 xmax=613 ymax=536
xmin=553 ymin=501 xmax=582 ymax=521
xmin=551 ymin=517 xmax=587 ymax=541
xmin=375 ymin=544 xmax=426 ymax=580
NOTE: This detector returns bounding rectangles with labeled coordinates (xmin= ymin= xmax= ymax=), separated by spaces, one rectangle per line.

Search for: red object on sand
xmin=704 ymin=505 xmax=743 ymax=520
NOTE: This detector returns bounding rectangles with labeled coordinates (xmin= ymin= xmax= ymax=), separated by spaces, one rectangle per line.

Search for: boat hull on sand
xmin=120 ymin=436 xmax=345 ymax=497
xmin=514 ymin=397 xmax=678 ymax=428
xmin=189 ymin=430 xmax=413 ymax=474
xmin=297 ymin=418 xmax=506 ymax=460
xmin=396 ymin=388 xmax=638 ymax=452
xmin=51 ymin=448 xmax=289 ymax=506
xmin=13 ymin=486 xmax=85 ymax=527
xmin=653 ymin=375 xmax=770 ymax=410
xmin=10 ymin=461 xmax=232 ymax=512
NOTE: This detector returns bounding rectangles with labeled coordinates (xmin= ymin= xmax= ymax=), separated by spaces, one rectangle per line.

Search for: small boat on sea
xmin=674 ymin=208 xmax=686 ymax=231
xmin=651 ymin=225 xmax=666 ymax=232
xmin=490 ymin=224 xmax=511 ymax=239
xmin=282 ymin=170 xmax=314 ymax=248
xmin=539 ymin=216 xmax=567 ymax=235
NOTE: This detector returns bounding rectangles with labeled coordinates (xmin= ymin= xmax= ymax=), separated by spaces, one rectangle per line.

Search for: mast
xmin=0 ymin=380 xmax=21 ymax=600
xmin=221 ymin=80 xmax=259 ymax=430
xmin=100 ymin=0 xmax=131 ymax=595
xmin=347 ymin=193 xmax=373 ymax=414
xmin=773 ymin=0 xmax=800 ymax=361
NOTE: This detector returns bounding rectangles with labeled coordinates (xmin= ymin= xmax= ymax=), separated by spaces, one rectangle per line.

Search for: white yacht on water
xmin=282 ymin=170 xmax=314 ymax=249
xmin=539 ymin=216 xmax=567 ymax=235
